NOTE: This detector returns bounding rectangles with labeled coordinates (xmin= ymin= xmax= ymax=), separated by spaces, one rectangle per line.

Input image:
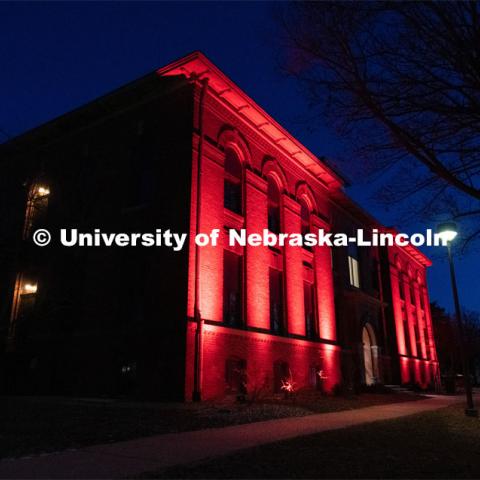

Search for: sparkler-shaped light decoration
xmin=281 ymin=378 xmax=296 ymax=393
xmin=317 ymin=369 xmax=328 ymax=380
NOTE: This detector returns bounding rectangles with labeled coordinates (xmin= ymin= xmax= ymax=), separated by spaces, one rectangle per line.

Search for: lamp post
xmin=437 ymin=222 xmax=477 ymax=417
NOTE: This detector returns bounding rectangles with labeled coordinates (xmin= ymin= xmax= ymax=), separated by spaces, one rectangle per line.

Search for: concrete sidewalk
xmin=0 ymin=395 xmax=463 ymax=479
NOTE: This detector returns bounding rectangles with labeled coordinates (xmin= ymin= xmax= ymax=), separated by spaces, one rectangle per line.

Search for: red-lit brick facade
xmin=0 ymin=52 xmax=439 ymax=400
xmin=160 ymin=53 xmax=439 ymax=399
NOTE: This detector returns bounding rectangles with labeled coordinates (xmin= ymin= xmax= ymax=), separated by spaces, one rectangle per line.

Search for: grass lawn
xmin=149 ymin=404 xmax=480 ymax=479
xmin=1 ymin=391 xmax=424 ymax=459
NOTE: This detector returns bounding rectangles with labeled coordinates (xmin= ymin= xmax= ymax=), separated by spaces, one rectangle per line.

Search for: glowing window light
xmin=23 ymin=284 xmax=37 ymax=294
xmin=36 ymin=186 xmax=50 ymax=197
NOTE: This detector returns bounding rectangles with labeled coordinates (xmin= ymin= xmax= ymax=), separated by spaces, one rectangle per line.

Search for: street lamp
xmin=437 ymin=222 xmax=478 ymax=417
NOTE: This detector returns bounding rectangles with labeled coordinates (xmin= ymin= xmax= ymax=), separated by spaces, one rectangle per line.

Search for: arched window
xmin=267 ymin=177 xmax=281 ymax=234
xmin=224 ymin=148 xmax=243 ymax=215
xmin=299 ymin=199 xmax=310 ymax=237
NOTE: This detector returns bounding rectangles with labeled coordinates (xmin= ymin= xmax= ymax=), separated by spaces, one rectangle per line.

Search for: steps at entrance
xmin=384 ymin=384 xmax=416 ymax=394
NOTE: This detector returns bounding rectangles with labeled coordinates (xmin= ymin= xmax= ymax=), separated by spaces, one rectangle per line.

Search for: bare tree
xmin=277 ymin=1 xmax=480 ymax=250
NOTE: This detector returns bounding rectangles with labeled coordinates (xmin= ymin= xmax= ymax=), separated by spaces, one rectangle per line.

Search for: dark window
xmin=17 ymin=293 xmax=36 ymax=321
xmin=273 ymin=361 xmax=290 ymax=393
xmin=304 ymin=281 xmax=316 ymax=339
xmin=225 ymin=358 xmax=247 ymax=394
xmin=409 ymin=285 xmax=416 ymax=305
xmin=224 ymin=149 xmax=243 ymax=215
xmin=223 ymin=250 xmax=243 ymax=327
xmin=371 ymin=260 xmax=380 ymax=292
xmin=309 ymin=365 xmax=324 ymax=391
xmin=420 ymin=292 xmax=425 ymax=310
xmin=300 ymin=199 xmax=312 ymax=251
xmin=399 ymin=279 xmax=405 ymax=300
xmin=267 ymin=178 xmax=281 ymax=234
xmin=269 ymin=268 xmax=284 ymax=334
xmin=414 ymin=323 xmax=421 ymax=356
xmin=403 ymin=318 xmax=411 ymax=356
xmin=126 ymin=138 xmax=156 ymax=207
xmin=424 ymin=327 xmax=430 ymax=359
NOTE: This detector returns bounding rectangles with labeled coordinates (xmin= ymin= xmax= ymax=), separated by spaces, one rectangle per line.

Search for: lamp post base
xmin=465 ymin=408 xmax=478 ymax=418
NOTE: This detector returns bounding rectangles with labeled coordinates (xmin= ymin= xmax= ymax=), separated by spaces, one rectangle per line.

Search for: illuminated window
xmin=304 ymin=281 xmax=316 ymax=339
xmin=269 ymin=268 xmax=284 ymax=334
xmin=224 ymin=148 xmax=243 ymax=215
xmin=223 ymin=250 xmax=243 ymax=327
xmin=267 ymin=177 xmax=281 ymax=234
xmin=10 ymin=278 xmax=38 ymax=339
xmin=225 ymin=357 xmax=247 ymax=394
xmin=23 ymin=184 xmax=50 ymax=238
xmin=348 ymin=244 xmax=360 ymax=288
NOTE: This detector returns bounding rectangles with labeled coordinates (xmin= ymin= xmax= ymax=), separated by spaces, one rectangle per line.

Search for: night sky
xmin=1 ymin=2 xmax=477 ymax=313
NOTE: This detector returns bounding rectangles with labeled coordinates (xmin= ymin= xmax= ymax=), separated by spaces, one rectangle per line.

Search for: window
xmin=225 ymin=358 xmax=247 ymax=394
xmin=126 ymin=139 xmax=156 ymax=207
xmin=371 ymin=260 xmax=380 ymax=292
xmin=399 ymin=279 xmax=405 ymax=300
xmin=269 ymin=268 xmax=284 ymax=334
xmin=267 ymin=177 xmax=281 ymax=234
xmin=223 ymin=250 xmax=243 ymax=327
xmin=409 ymin=284 xmax=415 ymax=305
xmin=414 ymin=323 xmax=421 ymax=356
xmin=423 ymin=326 xmax=430 ymax=359
xmin=309 ymin=365 xmax=324 ymax=391
xmin=299 ymin=199 xmax=312 ymax=251
xmin=224 ymin=148 xmax=243 ymax=215
xmin=273 ymin=361 xmax=290 ymax=393
xmin=348 ymin=244 xmax=360 ymax=288
xmin=304 ymin=281 xmax=316 ymax=339
xmin=10 ymin=279 xmax=38 ymax=340
xmin=23 ymin=184 xmax=50 ymax=238
xmin=420 ymin=290 xmax=425 ymax=310
xmin=403 ymin=317 xmax=411 ymax=356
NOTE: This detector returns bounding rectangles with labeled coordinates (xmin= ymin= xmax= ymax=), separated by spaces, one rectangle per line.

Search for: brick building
xmin=0 ymin=52 xmax=439 ymax=400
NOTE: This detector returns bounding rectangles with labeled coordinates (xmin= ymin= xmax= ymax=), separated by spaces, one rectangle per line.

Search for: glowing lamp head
xmin=436 ymin=222 xmax=458 ymax=244
xmin=23 ymin=283 xmax=38 ymax=294
xmin=37 ymin=186 xmax=50 ymax=197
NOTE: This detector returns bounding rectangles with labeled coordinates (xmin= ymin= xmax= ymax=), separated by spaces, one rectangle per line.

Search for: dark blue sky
xmin=1 ymin=2 xmax=477 ymax=313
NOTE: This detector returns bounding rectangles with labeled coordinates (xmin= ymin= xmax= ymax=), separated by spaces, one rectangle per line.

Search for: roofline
xmin=157 ymin=51 xmax=345 ymax=190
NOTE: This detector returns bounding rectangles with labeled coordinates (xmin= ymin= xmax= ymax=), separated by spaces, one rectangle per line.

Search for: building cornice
xmin=157 ymin=51 xmax=344 ymax=191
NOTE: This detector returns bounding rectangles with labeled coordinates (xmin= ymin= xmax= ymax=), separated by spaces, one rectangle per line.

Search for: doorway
xmin=362 ymin=324 xmax=378 ymax=385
